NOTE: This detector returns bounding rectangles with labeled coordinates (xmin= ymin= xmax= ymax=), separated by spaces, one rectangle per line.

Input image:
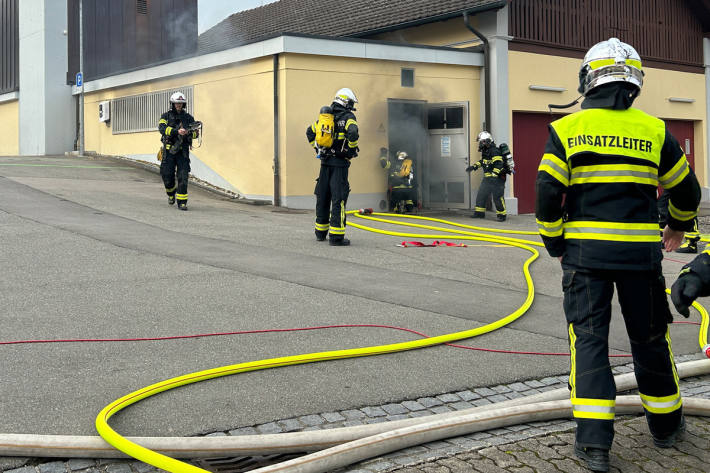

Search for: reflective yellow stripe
xmin=572 ymin=397 xmax=616 ymax=419
xmin=337 ymin=133 xmax=346 ymax=139
xmin=569 ymin=323 xmax=577 ymax=399
xmin=537 ymin=218 xmax=563 ymax=237
xmin=668 ymin=200 xmax=697 ymax=222
xmin=329 ymin=227 xmax=345 ymax=235
xmin=176 ymin=194 xmax=188 ymax=199
xmin=315 ymin=222 xmax=329 ymax=231
xmin=309 ymin=140 xmax=316 ymax=148
xmin=570 ymin=164 xmax=658 ymax=186
xmin=491 ymin=156 xmax=503 ymax=162
xmin=589 ymin=58 xmax=642 ymax=70
xmin=165 ymin=126 xmax=173 ymax=136
xmin=159 ymin=119 xmax=168 ymax=125
xmin=492 ymin=168 xmax=501 ymax=174
xmin=165 ymin=186 xmax=177 ymax=193
xmin=660 ymin=156 xmax=690 ymax=189
xmin=639 ymin=392 xmax=682 ymax=414
xmin=474 ymin=207 xmax=486 ymax=212
xmin=538 ymin=153 xmax=570 ymax=187
xmin=563 ymin=221 xmax=660 ymax=242
xmin=345 ymin=119 xmax=357 ymax=129
xmin=348 ymin=141 xmax=358 ymax=148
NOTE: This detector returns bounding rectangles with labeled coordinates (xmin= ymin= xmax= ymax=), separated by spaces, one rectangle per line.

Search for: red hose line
xmin=2 ymin=321 xmax=697 ymax=357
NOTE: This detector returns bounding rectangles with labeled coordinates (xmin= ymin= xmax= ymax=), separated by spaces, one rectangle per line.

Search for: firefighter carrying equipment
xmin=468 ymin=138 xmax=507 ymax=219
xmin=308 ymin=97 xmax=359 ymax=244
xmin=381 ymin=150 xmax=416 ymax=213
xmin=158 ymin=107 xmax=199 ymax=208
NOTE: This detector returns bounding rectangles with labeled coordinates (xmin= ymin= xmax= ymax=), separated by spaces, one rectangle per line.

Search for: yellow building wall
xmin=368 ymin=16 xmax=481 ymax=48
xmin=0 ymin=99 xmax=19 ymax=156
xmin=83 ymin=57 xmax=276 ymax=197
xmin=280 ymin=54 xmax=481 ymax=197
xmin=508 ymin=50 xmax=708 ymax=185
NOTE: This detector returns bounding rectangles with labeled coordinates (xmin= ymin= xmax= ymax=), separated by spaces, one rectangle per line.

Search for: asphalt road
xmin=0 ymin=155 xmax=704 ymax=438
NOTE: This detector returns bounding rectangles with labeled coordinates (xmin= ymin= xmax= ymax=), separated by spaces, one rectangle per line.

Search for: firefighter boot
xmin=315 ymin=230 xmax=327 ymax=241
xmin=675 ymin=238 xmax=699 ymax=253
xmin=652 ymin=416 xmax=685 ymax=448
xmin=497 ymin=214 xmax=507 ymax=222
xmin=471 ymin=211 xmax=485 ymax=219
xmin=167 ymin=195 xmax=176 ymax=205
xmin=574 ymin=444 xmax=609 ymax=472
xmin=329 ymin=237 xmax=351 ymax=246
xmin=178 ymin=202 xmax=188 ymax=211
xmin=676 ymin=238 xmax=699 ymax=254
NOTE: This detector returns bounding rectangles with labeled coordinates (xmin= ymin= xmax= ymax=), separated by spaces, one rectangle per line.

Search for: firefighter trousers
xmin=474 ymin=177 xmax=506 ymax=216
xmin=314 ymin=165 xmax=350 ymax=242
xmin=562 ymin=266 xmax=683 ymax=450
xmin=160 ymin=147 xmax=190 ymax=204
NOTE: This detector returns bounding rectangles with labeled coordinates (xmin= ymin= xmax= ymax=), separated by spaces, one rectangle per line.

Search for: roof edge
xmin=348 ymin=0 xmax=508 ymax=38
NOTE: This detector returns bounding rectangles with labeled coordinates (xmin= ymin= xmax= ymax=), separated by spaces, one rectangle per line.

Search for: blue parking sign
xmin=76 ymin=72 xmax=83 ymax=87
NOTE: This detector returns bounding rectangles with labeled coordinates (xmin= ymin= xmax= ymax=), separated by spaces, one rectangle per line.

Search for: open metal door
xmin=387 ymin=99 xmax=427 ymax=209
xmin=424 ymin=102 xmax=470 ymax=209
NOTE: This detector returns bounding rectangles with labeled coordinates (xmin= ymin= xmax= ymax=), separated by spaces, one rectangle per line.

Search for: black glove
xmin=465 ymin=165 xmax=477 ymax=173
xmin=670 ymin=272 xmax=703 ymax=318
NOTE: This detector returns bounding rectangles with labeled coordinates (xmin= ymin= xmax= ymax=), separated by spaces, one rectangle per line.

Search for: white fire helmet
xmin=333 ymin=88 xmax=358 ymax=109
xmin=477 ymin=131 xmax=493 ymax=144
xmin=170 ymin=92 xmax=187 ymax=104
xmin=578 ymin=38 xmax=644 ymax=96
xmin=396 ymin=151 xmax=408 ymax=160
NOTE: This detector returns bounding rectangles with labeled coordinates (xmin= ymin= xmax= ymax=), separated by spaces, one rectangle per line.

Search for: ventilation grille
xmin=111 ymin=86 xmax=193 ymax=135
xmin=136 ymin=0 xmax=148 ymax=14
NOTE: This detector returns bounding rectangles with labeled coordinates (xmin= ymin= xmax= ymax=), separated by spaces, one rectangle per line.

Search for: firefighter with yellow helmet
xmin=535 ymin=38 xmax=699 ymax=472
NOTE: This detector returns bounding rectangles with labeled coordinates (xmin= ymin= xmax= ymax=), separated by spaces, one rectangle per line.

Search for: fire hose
xmin=2 ymin=212 xmax=709 ymax=472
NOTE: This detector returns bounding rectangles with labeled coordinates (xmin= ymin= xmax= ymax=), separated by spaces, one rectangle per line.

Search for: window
xmin=111 ymin=86 xmax=193 ymax=134
xmin=401 ymin=68 xmax=414 ymax=87
xmin=427 ymin=106 xmax=464 ymax=130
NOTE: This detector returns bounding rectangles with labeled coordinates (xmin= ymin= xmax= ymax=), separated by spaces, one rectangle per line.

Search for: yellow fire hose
xmin=94 ymin=211 xmax=710 ymax=473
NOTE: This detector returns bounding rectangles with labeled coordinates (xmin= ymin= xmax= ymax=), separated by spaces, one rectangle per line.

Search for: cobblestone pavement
xmin=2 ymin=355 xmax=708 ymax=473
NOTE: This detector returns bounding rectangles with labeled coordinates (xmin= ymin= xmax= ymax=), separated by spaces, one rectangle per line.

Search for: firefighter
xmin=158 ymin=91 xmax=199 ymax=211
xmin=306 ymin=88 xmax=359 ymax=246
xmin=658 ymin=189 xmax=700 ymax=253
xmin=466 ymin=131 xmax=507 ymax=221
xmin=535 ymin=38 xmax=699 ymax=472
xmin=380 ymin=150 xmax=416 ymax=212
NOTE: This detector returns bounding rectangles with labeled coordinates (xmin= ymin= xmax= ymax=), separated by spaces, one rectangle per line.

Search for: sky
xmin=198 ymin=0 xmax=280 ymax=34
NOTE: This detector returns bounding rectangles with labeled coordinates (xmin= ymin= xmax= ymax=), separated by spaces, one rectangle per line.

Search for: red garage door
xmin=513 ymin=114 xmax=696 ymax=214
xmin=665 ymin=120 xmax=695 ymax=170
xmin=512 ymin=112 xmax=564 ymax=214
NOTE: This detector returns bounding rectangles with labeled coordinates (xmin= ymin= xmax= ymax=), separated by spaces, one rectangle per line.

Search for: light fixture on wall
xmin=529 ymin=85 xmax=566 ymax=92
xmin=668 ymin=97 xmax=695 ymax=103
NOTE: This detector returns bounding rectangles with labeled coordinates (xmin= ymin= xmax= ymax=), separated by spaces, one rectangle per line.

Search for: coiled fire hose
xmin=1 ymin=212 xmax=708 ymax=473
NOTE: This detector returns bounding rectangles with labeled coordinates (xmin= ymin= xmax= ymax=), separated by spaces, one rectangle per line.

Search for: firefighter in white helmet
xmin=306 ymin=88 xmax=359 ymax=246
xmin=158 ymin=91 xmax=199 ymax=210
xmin=466 ymin=131 xmax=507 ymax=221
xmin=535 ymin=38 xmax=699 ymax=472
